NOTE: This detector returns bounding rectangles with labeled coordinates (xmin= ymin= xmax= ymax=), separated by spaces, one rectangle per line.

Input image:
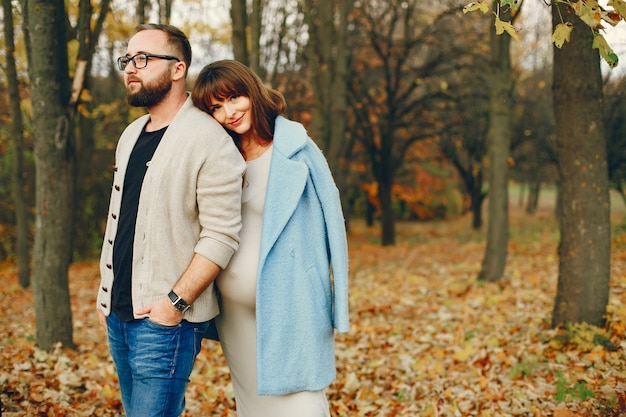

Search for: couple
xmin=96 ymin=23 xmax=349 ymax=417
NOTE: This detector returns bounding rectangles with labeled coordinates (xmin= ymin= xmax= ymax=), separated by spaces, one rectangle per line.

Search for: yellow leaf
xmin=552 ymin=22 xmax=574 ymax=48
xmin=102 ymin=384 xmax=118 ymax=401
xmin=453 ymin=344 xmax=475 ymax=362
xmin=463 ymin=1 xmax=489 ymax=14
xmin=573 ymin=0 xmax=603 ymax=28
xmin=592 ymin=32 xmax=619 ymax=68
xmin=494 ymin=15 xmax=519 ymax=40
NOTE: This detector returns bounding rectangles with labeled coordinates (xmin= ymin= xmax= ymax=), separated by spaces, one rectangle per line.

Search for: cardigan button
xmin=111 ymin=213 xmax=117 ymax=219
xmin=106 ymin=263 xmax=112 ymax=269
xmin=100 ymin=303 xmax=108 ymax=308
xmin=101 ymin=286 xmax=108 ymax=292
xmin=114 ymin=185 xmax=120 ymax=191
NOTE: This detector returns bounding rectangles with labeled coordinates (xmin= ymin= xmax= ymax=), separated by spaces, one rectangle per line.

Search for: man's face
xmin=122 ymin=30 xmax=177 ymax=108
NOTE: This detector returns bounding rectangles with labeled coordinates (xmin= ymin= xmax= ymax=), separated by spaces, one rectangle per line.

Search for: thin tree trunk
xmin=479 ymin=1 xmax=513 ymax=282
xmin=137 ymin=0 xmax=147 ymax=24
xmin=526 ymin=180 xmax=540 ymax=214
xmin=27 ymin=0 xmax=75 ymax=350
xmin=230 ymin=0 xmax=248 ymax=65
xmin=470 ymin=188 xmax=484 ymax=230
xmin=551 ymin=3 xmax=610 ymax=328
xmin=373 ymin=146 xmax=395 ymax=245
xmin=249 ymin=0 xmax=261 ymax=74
xmin=3 ymin=0 xmax=31 ymax=288
xmin=378 ymin=177 xmax=395 ymax=246
xmin=328 ymin=0 xmax=352 ymax=226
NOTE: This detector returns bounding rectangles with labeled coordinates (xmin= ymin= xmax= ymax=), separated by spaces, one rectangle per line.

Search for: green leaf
xmin=500 ymin=0 xmax=521 ymax=12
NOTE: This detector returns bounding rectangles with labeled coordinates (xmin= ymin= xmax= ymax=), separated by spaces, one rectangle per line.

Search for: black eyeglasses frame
xmin=117 ymin=53 xmax=181 ymax=71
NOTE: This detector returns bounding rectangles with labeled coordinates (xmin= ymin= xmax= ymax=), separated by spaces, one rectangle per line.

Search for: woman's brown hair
xmin=192 ymin=59 xmax=286 ymax=155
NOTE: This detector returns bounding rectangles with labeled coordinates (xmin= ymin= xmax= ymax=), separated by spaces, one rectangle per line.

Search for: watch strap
xmin=168 ymin=290 xmax=190 ymax=313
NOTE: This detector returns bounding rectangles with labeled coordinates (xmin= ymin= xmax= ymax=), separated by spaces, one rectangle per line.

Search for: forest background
xmin=1 ymin=0 xmax=626 ymax=415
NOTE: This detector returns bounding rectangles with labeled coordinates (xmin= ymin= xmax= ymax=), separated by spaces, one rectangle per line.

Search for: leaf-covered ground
xmin=2 ymin=204 xmax=626 ymax=417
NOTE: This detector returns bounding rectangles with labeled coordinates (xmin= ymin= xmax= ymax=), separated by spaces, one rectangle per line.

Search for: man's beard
xmin=126 ymin=71 xmax=172 ymax=107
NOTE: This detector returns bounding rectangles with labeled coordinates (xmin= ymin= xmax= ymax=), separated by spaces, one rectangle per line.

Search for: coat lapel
xmin=258 ymin=117 xmax=308 ymax=264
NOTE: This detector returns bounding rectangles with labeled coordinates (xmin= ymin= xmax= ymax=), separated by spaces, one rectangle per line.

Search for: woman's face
xmin=209 ymin=94 xmax=253 ymax=136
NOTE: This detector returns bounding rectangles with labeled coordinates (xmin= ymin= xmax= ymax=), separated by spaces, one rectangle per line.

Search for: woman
xmin=191 ymin=60 xmax=349 ymax=417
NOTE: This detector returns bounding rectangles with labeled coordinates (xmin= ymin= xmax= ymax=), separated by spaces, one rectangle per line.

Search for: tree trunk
xmin=470 ymin=187 xmax=484 ymax=230
xmin=4 ymin=0 xmax=31 ymax=288
xmin=249 ymin=0 xmax=261 ymax=74
xmin=137 ymin=0 xmax=147 ymax=24
xmin=230 ymin=0 xmax=248 ymax=65
xmin=328 ymin=0 xmax=352 ymax=226
xmin=303 ymin=0 xmax=353 ymax=226
xmin=479 ymin=1 xmax=513 ymax=282
xmin=158 ymin=0 xmax=172 ymax=23
xmin=378 ymin=177 xmax=395 ymax=246
xmin=27 ymin=0 xmax=75 ymax=350
xmin=373 ymin=147 xmax=395 ymax=245
xmin=526 ymin=180 xmax=540 ymax=214
xmin=551 ymin=3 xmax=610 ymax=328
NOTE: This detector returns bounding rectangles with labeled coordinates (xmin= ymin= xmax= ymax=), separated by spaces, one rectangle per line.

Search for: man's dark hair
xmin=135 ymin=23 xmax=192 ymax=77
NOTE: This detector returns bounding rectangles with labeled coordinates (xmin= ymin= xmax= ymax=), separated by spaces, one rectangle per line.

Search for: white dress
xmin=215 ymin=146 xmax=330 ymax=417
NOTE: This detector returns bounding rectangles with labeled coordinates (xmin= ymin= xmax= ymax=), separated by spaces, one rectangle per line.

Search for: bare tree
xmin=348 ymin=0 xmax=460 ymax=245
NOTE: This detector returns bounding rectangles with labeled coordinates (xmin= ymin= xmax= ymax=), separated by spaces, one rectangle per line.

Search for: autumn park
xmin=2 ymin=0 xmax=626 ymax=416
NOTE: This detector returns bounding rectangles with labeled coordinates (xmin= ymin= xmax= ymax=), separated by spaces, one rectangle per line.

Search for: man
xmin=96 ymin=23 xmax=245 ymax=417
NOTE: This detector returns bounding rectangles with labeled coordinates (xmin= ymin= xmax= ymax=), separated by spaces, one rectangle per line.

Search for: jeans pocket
xmin=145 ymin=318 xmax=181 ymax=329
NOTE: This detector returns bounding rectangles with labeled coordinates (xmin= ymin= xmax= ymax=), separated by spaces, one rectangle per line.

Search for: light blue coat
xmin=255 ymin=116 xmax=349 ymax=395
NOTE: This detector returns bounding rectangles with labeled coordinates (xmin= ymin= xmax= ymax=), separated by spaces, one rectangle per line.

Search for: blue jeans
xmin=106 ymin=312 xmax=209 ymax=417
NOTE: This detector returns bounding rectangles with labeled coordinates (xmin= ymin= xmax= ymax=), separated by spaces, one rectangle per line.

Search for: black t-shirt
xmin=112 ymin=126 xmax=167 ymax=322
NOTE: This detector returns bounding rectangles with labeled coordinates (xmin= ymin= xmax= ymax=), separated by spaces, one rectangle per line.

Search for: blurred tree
xmin=3 ymin=0 xmax=30 ymax=288
xmin=508 ymin=5 xmax=556 ymax=214
xmin=437 ymin=4 xmax=494 ymax=230
xmin=137 ymin=0 xmax=147 ymax=23
xmin=230 ymin=0 xmax=261 ymax=72
xmin=438 ymin=24 xmax=490 ymax=230
xmin=73 ymin=0 xmax=111 ymax=259
xmin=25 ymin=0 xmax=76 ymax=350
xmin=605 ymin=75 xmax=626 ymax=206
xmin=550 ymin=2 xmax=610 ymax=328
xmin=303 ymin=0 xmax=354 ymax=222
xmin=479 ymin=0 xmax=518 ymax=283
xmin=348 ymin=0 xmax=461 ymax=245
xmin=510 ymin=67 xmax=557 ymax=214
xmin=23 ymin=0 xmax=110 ymax=349
xmin=440 ymin=93 xmax=488 ymax=229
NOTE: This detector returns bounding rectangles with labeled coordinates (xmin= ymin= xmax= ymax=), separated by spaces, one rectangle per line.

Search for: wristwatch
xmin=168 ymin=290 xmax=191 ymax=313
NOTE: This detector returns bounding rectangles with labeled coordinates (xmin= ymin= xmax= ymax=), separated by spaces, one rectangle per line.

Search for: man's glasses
xmin=117 ymin=53 xmax=181 ymax=71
